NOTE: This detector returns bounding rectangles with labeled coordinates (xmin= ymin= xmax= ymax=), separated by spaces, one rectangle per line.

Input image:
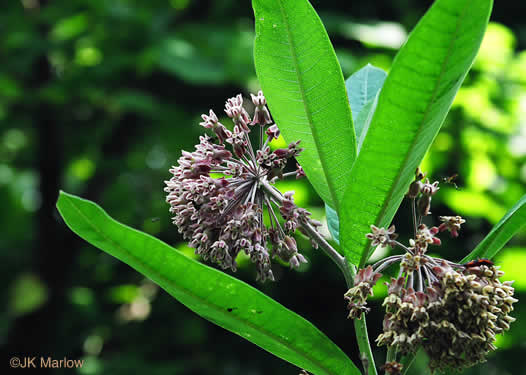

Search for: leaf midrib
xmin=60 ymin=193 xmax=340 ymax=375
xmin=276 ymin=0 xmax=340 ymax=209
xmin=358 ymin=0 xmax=471 ymax=267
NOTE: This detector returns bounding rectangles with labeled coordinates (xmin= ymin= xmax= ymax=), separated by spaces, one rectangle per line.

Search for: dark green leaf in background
xmin=340 ymin=0 xmax=493 ymax=266
xmin=56 ymin=192 xmax=360 ymax=375
xmin=253 ymin=0 xmax=356 ymax=210
xmin=461 ymin=195 xmax=526 ymax=263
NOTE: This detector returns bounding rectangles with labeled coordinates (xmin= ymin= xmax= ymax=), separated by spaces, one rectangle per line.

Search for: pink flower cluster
xmin=165 ymin=92 xmax=320 ymax=281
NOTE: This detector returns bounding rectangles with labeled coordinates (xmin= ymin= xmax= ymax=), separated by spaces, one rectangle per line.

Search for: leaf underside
xmin=56 ymin=192 xmax=359 ymax=375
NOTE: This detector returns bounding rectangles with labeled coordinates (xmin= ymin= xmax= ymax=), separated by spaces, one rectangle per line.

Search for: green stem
xmin=345 ymin=262 xmax=378 ymax=375
xmin=386 ymin=345 xmax=396 ymax=362
xmin=354 ymin=315 xmax=378 ymax=375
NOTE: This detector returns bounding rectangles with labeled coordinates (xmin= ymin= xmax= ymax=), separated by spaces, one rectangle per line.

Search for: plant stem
xmin=386 ymin=345 xmax=396 ymax=362
xmin=411 ymin=198 xmax=417 ymax=238
xmin=354 ymin=314 xmax=378 ymax=375
xmin=259 ymin=178 xmax=377 ymax=374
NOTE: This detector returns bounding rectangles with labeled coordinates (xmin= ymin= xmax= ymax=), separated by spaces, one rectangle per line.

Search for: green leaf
xmin=461 ymin=195 xmax=526 ymax=263
xmin=324 ymin=66 xmax=387 ymax=248
xmin=325 ymin=66 xmax=386 ymax=247
xmin=56 ymin=192 xmax=359 ymax=375
xmin=354 ymin=97 xmax=379 ymax=154
xmin=345 ymin=64 xmax=387 ymax=154
xmin=325 ymin=204 xmax=340 ymax=245
xmin=346 ymin=64 xmax=387 ymax=124
xmin=340 ymin=0 xmax=493 ymax=266
xmin=253 ymin=0 xmax=356 ymax=210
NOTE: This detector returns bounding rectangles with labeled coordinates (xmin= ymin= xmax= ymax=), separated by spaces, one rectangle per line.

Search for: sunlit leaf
xmin=325 ymin=65 xmax=387 ymax=245
xmin=56 ymin=192 xmax=359 ymax=375
xmin=461 ymin=195 xmax=526 ymax=263
xmin=253 ymin=0 xmax=356 ymax=210
xmin=340 ymin=0 xmax=493 ymax=266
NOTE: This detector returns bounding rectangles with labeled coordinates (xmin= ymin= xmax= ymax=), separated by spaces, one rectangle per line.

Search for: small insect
xmin=150 ymin=217 xmax=160 ymax=222
xmin=442 ymin=173 xmax=460 ymax=190
xmin=462 ymin=258 xmax=494 ymax=268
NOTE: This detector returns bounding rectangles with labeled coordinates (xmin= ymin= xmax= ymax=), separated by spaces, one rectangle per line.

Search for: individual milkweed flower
xmin=164 ymin=92 xmax=317 ymax=282
xmin=438 ymin=215 xmax=466 ymax=237
xmin=421 ymin=179 xmax=440 ymax=196
xmin=295 ymin=163 xmax=305 ymax=179
xmin=411 ymin=223 xmax=441 ymax=250
xmin=416 ymin=179 xmax=439 ymax=216
xmin=250 ymin=90 xmax=273 ymax=126
xmin=365 ymin=224 xmax=398 ymax=247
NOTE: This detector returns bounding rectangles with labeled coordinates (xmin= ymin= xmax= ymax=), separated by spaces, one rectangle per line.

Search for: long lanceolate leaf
xmin=56 ymin=192 xmax=360 ymax=375
xmin=340 ymin=0 xmax=493 ymax=266
xmin=253 ymin=0 xmax=356 ymax=210
xmin=461 ymin=195 xmax=526 ymax=263
xmin=325 ymin=65 xmax=387 ymax=244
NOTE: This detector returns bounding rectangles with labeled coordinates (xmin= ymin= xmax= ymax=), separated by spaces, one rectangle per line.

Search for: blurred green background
xmin=1 ymin=0 xmax=525 ymax=374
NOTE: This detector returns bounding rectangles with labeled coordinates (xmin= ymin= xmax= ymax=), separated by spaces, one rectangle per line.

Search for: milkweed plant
xmin=57 ymin=0 xmax=526 ymax=374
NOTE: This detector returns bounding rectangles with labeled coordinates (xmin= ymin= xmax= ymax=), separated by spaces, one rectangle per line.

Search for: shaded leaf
xmin=345 ymin=64 xmax=386 ymax=154
xmin=56 ymin=192 xmax=359 ymax=375
xmin=346 ymin=64 xmax=387 ymax=124
xmin=325 ymin=204 xmax=340 ymax=244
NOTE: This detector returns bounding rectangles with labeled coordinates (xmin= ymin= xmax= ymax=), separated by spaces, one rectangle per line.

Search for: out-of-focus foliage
xmin=1 ymin=1 xmax=524 ymax=374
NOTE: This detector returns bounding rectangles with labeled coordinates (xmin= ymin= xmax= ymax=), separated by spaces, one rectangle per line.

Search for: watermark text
xmin=9 ymin=356 xmax=85 ymax=369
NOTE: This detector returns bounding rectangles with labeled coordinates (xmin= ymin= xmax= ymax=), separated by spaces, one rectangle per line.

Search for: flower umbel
xmin=164 ymin=91 xmax=317 ymax=281
xmin=345 ymin=168 xmax=517 ymax=372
